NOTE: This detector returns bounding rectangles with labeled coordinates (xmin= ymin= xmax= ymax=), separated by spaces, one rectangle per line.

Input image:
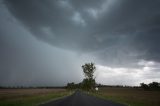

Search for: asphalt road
xmin=40 ymin=90 xmax=126 ymax=106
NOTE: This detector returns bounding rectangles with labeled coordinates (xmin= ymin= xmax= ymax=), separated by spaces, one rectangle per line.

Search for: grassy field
xmin=92 ymin=87 xmax=160 ymax=106
xmin=0 ymin=88 xmax=70 ymax=106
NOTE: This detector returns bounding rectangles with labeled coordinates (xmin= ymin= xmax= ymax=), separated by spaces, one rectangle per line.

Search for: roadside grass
xmin=91 ymin=87 xmax=160 ymax=106
xmin=0 ymin=89 xmax=71 ymax=106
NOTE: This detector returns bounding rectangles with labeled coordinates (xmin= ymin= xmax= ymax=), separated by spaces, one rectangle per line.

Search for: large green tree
xmin=82 ymin=62 xmax=96 ymax=90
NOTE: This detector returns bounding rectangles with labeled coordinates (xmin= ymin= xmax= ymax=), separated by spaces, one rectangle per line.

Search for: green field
xmin=1 ymin=88 xmax=160 ymax=106
xmin=0 ymin=88 xmax=70 ymax=106
xmin=92 ymin=87 xmax=160 ymax=106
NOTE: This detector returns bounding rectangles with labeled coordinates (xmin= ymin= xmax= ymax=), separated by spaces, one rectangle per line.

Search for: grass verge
xmin=90 ymin=87 xmax=160 ymax=106
xmin=0 ymin=89 xmax=71 ymax=106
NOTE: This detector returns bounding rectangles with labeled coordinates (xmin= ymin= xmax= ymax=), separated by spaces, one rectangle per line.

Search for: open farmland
xmin=92 ymin=87 xmax=160 ymax=106
xmin=0 ymin=88 xmax=70 ymax=106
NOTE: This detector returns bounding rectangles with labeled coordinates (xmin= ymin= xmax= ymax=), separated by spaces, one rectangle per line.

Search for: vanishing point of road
xmin=40 ymin=90 xmax=126 ymax=106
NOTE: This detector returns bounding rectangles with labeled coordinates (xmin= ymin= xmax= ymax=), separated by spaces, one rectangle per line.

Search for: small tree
xmin=82 ymin=62 xmax=96 ymax=79
xmin=82 ymin=62 xmax=96 ymax=90
xmin=140 ymin=83 xmax=149 ymax=90
xmin=66 ymin=82 xmax=75 ymax=90
xmin=149 ymin=82 xmax=159 ymax=89
xmin=140 ymin=82 xmax=160 ymax=90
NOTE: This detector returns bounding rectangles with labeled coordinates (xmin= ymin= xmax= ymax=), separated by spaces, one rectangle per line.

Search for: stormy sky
xmin=0 ymin=0 xmax=160 ymax=86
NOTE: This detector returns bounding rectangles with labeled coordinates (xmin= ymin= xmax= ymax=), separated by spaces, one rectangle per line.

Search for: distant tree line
xmin=66 ymin=82 xmax=81 ymax=90
xmin=96 ymin=84 xmax=139 ymax=88
xmin=140 ymin=82 xmax=160 ymax=90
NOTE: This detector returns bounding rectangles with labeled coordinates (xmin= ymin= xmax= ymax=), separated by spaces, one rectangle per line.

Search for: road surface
xmin=40 ymin=90 xmax=126 ymax=106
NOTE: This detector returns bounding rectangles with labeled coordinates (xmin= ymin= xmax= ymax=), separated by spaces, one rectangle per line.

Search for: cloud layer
xmin=0 ymin=0 xmax=160 ymax=86
xmin=4 ymin=0 xmax=160 ymax=64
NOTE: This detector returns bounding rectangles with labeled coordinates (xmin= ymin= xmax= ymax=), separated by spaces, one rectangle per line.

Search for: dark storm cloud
xmin=1 ymin=0 xmax=160 ymax=86
xmin=3 ymin=0 xmax=160 ymax=65
xmin=3 ymin=0 xmax=85 ymax=50
xmin=0 ymin=3 xmax=84 ymax=86
xmin=3 ymin=0 xmax=106 ymax=51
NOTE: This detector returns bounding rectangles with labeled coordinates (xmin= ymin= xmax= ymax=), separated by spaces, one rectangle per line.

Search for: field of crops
xmin=0 ymin=88 xmax=69 ymax=106
xmin=93 ymin=87 xmax=160 ymax=106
